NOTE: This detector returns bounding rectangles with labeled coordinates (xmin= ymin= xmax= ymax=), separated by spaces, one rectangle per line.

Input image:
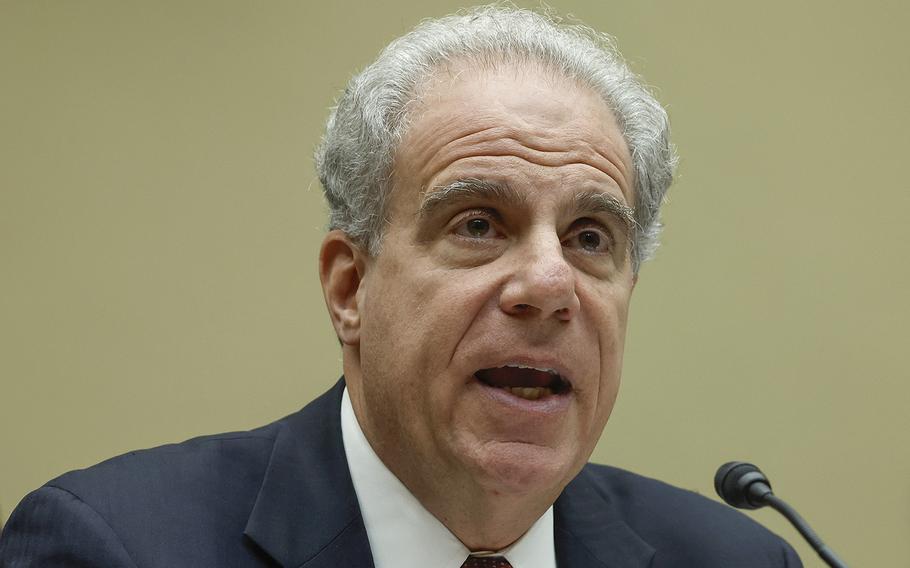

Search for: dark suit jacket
xmin=0 ymin=380 xmax=801 ymax=567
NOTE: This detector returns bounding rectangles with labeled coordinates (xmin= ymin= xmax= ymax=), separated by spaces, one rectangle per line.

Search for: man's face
xmin=346 ymin=64 xmax=636 ymax=501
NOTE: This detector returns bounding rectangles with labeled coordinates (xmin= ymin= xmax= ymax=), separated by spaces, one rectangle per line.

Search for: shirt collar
xmin=341 ymin=387 xmax=556 ymax=568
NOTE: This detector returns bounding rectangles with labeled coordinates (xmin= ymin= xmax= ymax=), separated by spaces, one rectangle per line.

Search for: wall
xmin=2 ymin=2 xmax=908 ymax=565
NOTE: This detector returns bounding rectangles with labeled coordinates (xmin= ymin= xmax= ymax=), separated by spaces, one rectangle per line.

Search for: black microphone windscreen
xmin=714 ymin=461 xmax=771 ymax=510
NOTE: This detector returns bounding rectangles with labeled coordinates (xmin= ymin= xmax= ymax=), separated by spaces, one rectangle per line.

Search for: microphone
xmin=714 ymin=462 xmax=849 ymax=568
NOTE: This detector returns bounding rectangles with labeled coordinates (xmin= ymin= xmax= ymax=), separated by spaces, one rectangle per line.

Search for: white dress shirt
xmin=341 ymin=387 xmax=557 ymax=568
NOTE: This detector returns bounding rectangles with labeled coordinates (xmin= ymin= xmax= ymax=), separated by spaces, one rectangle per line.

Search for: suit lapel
xmin=554 ymin=468 xmax=655 ymax=568
xmin=244 ymin=379 xmax=375 ymax=568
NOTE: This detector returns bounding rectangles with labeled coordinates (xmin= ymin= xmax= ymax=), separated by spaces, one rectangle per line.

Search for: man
xmin=0 ymin=6 xmax=801 ymax=567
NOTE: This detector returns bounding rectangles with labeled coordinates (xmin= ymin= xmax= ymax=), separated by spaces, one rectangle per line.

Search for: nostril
xmin=515 ymin=303 xmax=531 ymax=311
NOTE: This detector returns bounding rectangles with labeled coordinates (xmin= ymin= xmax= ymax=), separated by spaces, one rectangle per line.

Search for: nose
xmin=499 ymin=233 xmax=579 ymax=321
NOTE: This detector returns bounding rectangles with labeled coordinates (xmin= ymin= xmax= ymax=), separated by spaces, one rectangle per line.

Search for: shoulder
xmin=0 ymin=416 xmax=290 ymax=566
xmin=563 ymin=463 xmax=802 ymax=567
xmin=0 ymin=381 xmax=349 ymax=566
xmin=572 ymin=463 xmax=765 ymax=534
xmin=49 ymin=419 xmax=283 ymax=512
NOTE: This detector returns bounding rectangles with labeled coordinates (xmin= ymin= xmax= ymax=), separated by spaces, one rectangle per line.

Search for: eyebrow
xmin=418 ymin=177 xmax=637 ymax=235
xmin=418 ymin=178 xmax=528 ymax=217
xmin=570 ymin=190 xmax=638 ymax=237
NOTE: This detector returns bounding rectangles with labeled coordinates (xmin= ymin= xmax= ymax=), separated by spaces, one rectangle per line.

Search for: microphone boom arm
xmin=714 ymin=461 xmax=849 ymax=568
xmin=763 ymin=493 xmax=848 ymax=568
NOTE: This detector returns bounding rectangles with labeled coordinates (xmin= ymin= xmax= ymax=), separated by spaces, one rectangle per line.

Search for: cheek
xmin=360 ymin=261 xmax=490 ymax=382
xmin=357 ymin=264 xmax=498 ymax=445
xmin=382 ymin=256 xmax=497 ymax=328
xmin=587 ymin=284 xmax=633 ymax=411
xmin=592 ymin=280 xmax=632 ymax=347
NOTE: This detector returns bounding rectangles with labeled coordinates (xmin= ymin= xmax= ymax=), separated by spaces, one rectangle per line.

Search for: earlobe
xmin=319 ymin=230 xmax=368 ymax=345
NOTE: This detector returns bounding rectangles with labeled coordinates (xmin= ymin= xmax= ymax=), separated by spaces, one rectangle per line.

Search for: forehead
xmin=392 ymin=61 xmax=634 ymax=209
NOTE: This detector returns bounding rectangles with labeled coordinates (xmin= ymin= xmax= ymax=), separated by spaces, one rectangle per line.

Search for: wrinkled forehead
xmin=390 ymin=58 xmax=634 ymax=204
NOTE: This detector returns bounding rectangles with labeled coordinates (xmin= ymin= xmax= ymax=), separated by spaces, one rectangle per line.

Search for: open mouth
xmin=474 ymin=365 xmax=571 ymax=401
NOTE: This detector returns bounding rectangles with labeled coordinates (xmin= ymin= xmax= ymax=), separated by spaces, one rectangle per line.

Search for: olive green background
xmin=2 ymin=1 xmax=907 ymax=565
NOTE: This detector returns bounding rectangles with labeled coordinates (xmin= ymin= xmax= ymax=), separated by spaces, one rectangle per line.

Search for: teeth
xmin=507 ymin=386 xmax=552 ymax=400
xmin=505 ymin=364 xmax=559 ymax=375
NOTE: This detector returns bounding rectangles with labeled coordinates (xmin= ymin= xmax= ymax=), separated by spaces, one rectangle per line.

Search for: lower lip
xmin=473 ymin=379 xmax=573 ymax=415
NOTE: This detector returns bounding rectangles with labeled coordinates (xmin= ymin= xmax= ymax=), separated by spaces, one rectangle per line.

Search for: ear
xmin=319 ymin=230 xmax=369 ymax=346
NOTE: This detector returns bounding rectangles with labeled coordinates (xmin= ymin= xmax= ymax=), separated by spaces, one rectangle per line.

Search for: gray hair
xmin=316 ymin=5 xmax=677 ymax=272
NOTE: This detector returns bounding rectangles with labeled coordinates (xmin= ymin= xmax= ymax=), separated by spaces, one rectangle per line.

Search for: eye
xmin=563 ymin=225 xmax=612 ymax=253
xmin=578 ymin=230 xmax=602 ymax=251
xmin=466 ymin=218 xmax=491 ymax=237
xmin=453 ymin=211 xmax=501 ymax=240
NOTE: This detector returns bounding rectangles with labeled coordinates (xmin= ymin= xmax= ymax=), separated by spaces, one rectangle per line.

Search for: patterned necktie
xmin=461 ymin=556 xmax=513 ymax=568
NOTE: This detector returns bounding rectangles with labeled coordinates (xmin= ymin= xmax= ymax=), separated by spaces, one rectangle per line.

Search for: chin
xmin=466 ymin=440 xmax=581 ymax=497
